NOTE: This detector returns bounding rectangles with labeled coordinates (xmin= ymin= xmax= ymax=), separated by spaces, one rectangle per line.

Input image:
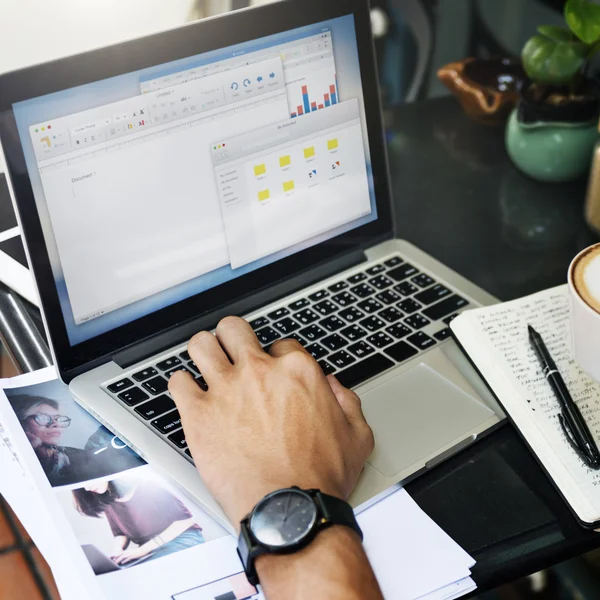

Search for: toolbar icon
xmin=243 ymin=78 xmax=252 ymax=88
xmin=269 ymin=72 xmax=276 ymax=78
xmin=257 ymin=76 xmax=263 ymax=83
xmin=231 ymin=82 xmax=239 ymax=91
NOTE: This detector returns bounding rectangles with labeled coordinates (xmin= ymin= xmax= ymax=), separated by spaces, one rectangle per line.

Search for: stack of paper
xmin=0 ymin=368 xmax=476 ymax=600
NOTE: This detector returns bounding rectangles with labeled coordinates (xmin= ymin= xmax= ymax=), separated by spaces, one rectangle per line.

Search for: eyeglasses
xmin=26 ymin=413 xmax=71 ymax=428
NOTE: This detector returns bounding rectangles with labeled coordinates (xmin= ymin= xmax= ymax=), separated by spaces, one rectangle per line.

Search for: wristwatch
xmin=237 ymin=486 xmax=363 ymax=586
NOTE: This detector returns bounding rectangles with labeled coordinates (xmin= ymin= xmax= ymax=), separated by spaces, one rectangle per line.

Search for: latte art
xmin=572 ymin=245 xmax=600 ymax=314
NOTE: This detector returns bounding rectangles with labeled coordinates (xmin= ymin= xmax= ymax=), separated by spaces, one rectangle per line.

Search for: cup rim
xmin=568 ymin=242 xmax=600 ymax=317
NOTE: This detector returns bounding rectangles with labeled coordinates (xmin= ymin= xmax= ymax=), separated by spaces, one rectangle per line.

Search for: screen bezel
xmin=0 ymin=0 xmax=394 ymax=380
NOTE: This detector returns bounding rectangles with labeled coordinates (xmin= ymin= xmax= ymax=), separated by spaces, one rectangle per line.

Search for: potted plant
xmin=505 ymin=0 xmax=600 ymax=182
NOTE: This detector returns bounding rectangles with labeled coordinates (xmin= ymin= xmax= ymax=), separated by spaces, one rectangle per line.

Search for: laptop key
xmin=322 ymin=334 xmax=348 ymax=352
xmin=340 ymin=325 xmax=367 ymax=342
xmin=320 ymin=316 xmax=346 ymax=332
xmin=132 ymin=368 xmax=158 ymax=383
xmin=318 ymin=359 xmax=337 ymax=375
xmin=273 ymin=317 xmax=300 ymax=335
xmin=348 ymin=341 xmax=375 ymax=359
xmin=187 ymin=361 xmax=200 ymax=374
xmin=385 ymin=341 xmax=419 ymax=363
xmin=384 ymin=256 xmax=402 ymax=268
xmin=388 ymin=263 xmax=418 ymax=282
xmin=357 ymin=298 xmax=383 ymax=314
xmin=414 ymin=284 xmax=452 ymax=306
xmin=195 ymin=376 xmax=208 ymax=391
xmin=314 ymin=300 xmax=338 ymax=316
xmin=336 ymin=354 xmax=394 ymax=388
xmin=185 ymin=449 xmax=193 ymax=458
xmin=350 ymin=284 xmax=375 ymax=299
xmin=332 ymin=292 xmax=357 ymax=307
xmin=142 ymin=376 xmax=169 ymax=395
xmin=434 ymin=328 xmax=452 ymax=341
xmin=267 ymin=308 xmax=290 ymax=321
xmin=135 ymin=394 xmax=176 ymax=420
xmin=360 ymin=316 xmax=385 ymax=332
xmin=404 ymin=314 xmax=431 ymax=330
xmin=294 ymin=308 xmax=320 ymax=325
xmin=397 ymin=299 xmax=422 ymax=314
xmin=256 ymin=326 xmax=281 ymax=345
xmin=117 ymin=387 xmax=149 ymax=407
xmin=347 ymin=273 xmax=367 ymax=284
xmin=408 ymin=332 xmax=437 ymax=350
xmin=339 ymin=307 xmax=364 ymax=323
xmin=179 ymin=351 xmax=190 ymax=361
xmin=329 ymin=281 xmax=349 ymax=293
xmin=367 ymin=332 xmax=395 ymax=348
xmin=329 ymin=350 xmax=356 ymax=369
xmin=369 ymin=275 xmax=393 ymax=290
xmin=423 ymin=296 xmax=469 ymax=321
xmin=250 ymin=316 xmax=270 ymax=330
xmin=156 ymin=357 xmax=181 ymax=371
xmin=151 ymin=409 xmax=181 ymax=434
xmin=107 ymin=378 xmax=133 ymax=394
xmin=443 ymin=313 xmax=459 ymax=325
xmin=379 ymin=307 xmax=403 ymax=323
xmin=168 ymin=428 xmax=187 ymax=449
xmin=165 ymin=366 xmax=191 ymax=379
xmin=386 ymin=323 xmax=412 ymax=340
xmin=412 ymin=273 xmax=435 ymax=288
xmin=289 ymin=299 xmax=309 ymax=311
xmin=394 ymin=281 xmax=419 ymax=297
xmin=308 ymin=290 xmax=329 ymax=302
xmin=300 ymin=324 xmax=327 ymax=342
xmin=306 ymin=343 xmax=328 ymax=360
xmin=366 ymin=264 xmax=386 ymax=276
xmin=376 ymin=289 xmax=401 ymax=305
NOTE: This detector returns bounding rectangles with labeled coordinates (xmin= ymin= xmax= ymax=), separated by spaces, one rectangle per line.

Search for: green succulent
xmin=522 ymin=0 xmax=600 ymax=90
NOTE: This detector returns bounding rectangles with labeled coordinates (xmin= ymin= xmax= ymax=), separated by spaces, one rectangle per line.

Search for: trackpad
xmin=363 ymin=364 xmax=494 ymax=477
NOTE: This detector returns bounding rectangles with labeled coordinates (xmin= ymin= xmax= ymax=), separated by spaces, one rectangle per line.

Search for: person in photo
xmin=72 ymin=476 xmax=204 ymax=567
xmin=12 ymin=394 xmax=143 ymax=486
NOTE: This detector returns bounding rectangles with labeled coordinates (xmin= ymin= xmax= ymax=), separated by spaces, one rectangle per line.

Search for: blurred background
xmin=0 ymin=0 xmax=598 ymax=598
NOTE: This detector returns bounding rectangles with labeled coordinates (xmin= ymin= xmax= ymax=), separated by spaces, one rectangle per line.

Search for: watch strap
xmin=314 ymin=491 xmax=363 ymax=541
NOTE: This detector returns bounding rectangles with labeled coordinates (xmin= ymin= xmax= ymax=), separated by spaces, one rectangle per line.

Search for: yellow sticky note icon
xmin=304 ymin=146 xmax=315 ymax=159
xmin=258 ymin=189 xmax=270 ymax=202
xmin=327 ymin=138 xmax=339 ymax=150
xmin=254 ymin=164 xmax=267 ymax=177
xmin=283 ymin=180 xmax=295 ymax=193
xmin=279 ymin=155 xmax=291 ymax=168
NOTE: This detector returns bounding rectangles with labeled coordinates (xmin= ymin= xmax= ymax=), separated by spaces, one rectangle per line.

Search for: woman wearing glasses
xmin=13 ymin=395 xmax=143 ymax=486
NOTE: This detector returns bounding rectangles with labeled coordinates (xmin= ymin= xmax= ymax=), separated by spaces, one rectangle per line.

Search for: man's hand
xmin=169 ymin=316 xmax=374 ymax=527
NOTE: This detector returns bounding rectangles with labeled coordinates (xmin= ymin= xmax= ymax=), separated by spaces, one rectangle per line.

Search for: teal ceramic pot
xmin=505 ymin=88 xmax=600 ymax=182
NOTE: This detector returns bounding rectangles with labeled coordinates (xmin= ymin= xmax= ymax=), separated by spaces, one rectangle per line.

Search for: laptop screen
xmin=10 ymin=13 xmax=378 ymax=348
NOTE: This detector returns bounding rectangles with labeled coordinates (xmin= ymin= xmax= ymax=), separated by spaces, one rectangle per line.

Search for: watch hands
xmin=282 ymin=494 xmax=292 ymax=523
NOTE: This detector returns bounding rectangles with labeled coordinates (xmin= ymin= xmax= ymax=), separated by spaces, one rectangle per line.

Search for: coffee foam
xmin=573 ymin=246 xmax=600 ymax=314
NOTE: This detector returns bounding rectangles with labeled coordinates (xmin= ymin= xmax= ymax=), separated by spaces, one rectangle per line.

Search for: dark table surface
xmin=390 ymin=96 xmax=600 ymax=593
xmin=1 ymin=95 xmax=600 ymax=594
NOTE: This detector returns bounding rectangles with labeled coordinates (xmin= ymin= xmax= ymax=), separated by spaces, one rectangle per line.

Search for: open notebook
xmin=451 ymin=285 xmax=600 ymax=528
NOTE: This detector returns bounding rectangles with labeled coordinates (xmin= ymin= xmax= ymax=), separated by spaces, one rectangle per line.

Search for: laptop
xmin=0 ymin=0 xmax=505 ymax=532
xmin=82 ymin=544 xmax=153 ymax=575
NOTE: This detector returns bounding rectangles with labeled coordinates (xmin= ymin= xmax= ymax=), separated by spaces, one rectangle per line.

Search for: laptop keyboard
xmin=102 ymin=254 xmax=471 ymax=462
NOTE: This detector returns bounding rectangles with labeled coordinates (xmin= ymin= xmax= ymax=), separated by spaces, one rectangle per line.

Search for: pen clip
xmin=559 ymin=413 xmax=598 ymax=469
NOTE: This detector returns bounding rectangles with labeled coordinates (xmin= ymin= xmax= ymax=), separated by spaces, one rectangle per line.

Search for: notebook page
xmin=454 ymin=285 xmax=600 ymax=521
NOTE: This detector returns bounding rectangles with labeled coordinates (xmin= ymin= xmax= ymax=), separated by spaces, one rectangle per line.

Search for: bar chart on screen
xmin=288 ymin=77 xmax=339 ymax=118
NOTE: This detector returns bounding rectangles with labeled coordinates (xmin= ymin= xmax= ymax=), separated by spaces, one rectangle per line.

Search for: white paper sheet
xmin=0 ymin=368 xmax=476 ymax=600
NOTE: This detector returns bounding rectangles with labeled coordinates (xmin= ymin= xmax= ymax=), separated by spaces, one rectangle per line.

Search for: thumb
xmin=327 ymin=375 xmax=368 ymax=429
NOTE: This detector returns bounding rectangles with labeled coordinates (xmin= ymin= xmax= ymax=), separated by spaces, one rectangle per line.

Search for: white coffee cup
xmin=568 ymin=242 xmax=600 ymax=382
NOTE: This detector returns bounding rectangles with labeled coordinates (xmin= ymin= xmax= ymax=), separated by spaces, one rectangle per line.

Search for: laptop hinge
xmin=113 ymin=248 xmax=368 ymax=370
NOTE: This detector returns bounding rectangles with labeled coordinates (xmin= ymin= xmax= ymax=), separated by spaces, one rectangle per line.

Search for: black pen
xmin=528 ymin=325 xmax=600 ymax=469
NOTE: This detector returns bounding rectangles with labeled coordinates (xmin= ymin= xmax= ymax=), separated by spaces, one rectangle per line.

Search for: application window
xmin=31 ymin=57 xmax=289 ymax=325
xmin=212 ymin=98 xmax=371 ymax=270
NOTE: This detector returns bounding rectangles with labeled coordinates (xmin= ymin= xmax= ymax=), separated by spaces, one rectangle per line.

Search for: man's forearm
xmin=256 ymin=527 xmax=383 ymax=600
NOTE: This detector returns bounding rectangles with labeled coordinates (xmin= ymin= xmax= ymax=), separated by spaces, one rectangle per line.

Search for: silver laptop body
xmin=0 ymin=0 xmax=504 ymax=533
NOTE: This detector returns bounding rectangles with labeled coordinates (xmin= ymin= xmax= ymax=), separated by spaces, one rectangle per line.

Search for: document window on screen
xmin=30 ymin=58 xmax=288 ymax=325
xmin=212 ymin=98 xmax=372 ymax=269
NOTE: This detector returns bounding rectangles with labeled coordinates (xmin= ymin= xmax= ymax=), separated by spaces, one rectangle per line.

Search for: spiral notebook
xmin=450 ymin=285 xmax=600 ymax=528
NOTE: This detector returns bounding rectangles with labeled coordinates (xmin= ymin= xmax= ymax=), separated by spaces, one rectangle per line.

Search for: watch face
xmin=250 ymin=489 xmax=318 ymax=548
